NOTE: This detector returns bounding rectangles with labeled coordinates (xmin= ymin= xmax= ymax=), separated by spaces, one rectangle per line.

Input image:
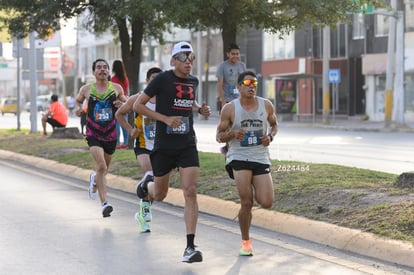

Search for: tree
xmin=0 ymin=1 xmax=87 ymax=39
xmin=0 ymin=0 xmax=169 ymax=96
xmin=158 ymin=0 xmax=385 ymax=59
xmin=0 ymin=0 xmax=170 ymax=146
xmin=83 ymin=0 xmax=169 ymax=95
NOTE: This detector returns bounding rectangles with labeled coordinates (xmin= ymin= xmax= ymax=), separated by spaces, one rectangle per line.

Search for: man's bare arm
xmin=74 ymin=85 xmax=88 ymax=117
xmin=115 ymin=94 xmax=139 ymax=138
xmin=216 ymin=103 xmax=235 ymax=143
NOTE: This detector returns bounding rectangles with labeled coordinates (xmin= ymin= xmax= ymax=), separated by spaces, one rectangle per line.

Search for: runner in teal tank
xmin=75 ymin=58 xmax=127 ymax=218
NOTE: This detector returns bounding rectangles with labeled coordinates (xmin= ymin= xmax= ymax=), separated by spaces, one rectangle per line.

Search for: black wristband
xmin=268 ymin=134 xmax=273 ymax=142
xmin=198 ymin=107 xmax=202 ymax=114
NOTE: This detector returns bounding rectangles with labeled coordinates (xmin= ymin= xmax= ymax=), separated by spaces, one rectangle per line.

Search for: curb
xmin=1 ymin=149 xmax=413 ymax=268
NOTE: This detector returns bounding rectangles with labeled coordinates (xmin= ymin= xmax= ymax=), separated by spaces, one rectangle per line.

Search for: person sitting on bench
xmin=41 ymin=94 xmax=68 ymax=135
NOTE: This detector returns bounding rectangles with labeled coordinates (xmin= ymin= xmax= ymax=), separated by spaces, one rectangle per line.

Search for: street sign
xmin=353 ymin=0 xmax=375 ymax=14
xmin=328 ymin=69 xmax=341 ymax=83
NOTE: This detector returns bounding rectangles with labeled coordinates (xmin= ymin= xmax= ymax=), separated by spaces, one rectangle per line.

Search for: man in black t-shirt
xmin=133 ymin=41 xmax=211 ymax=263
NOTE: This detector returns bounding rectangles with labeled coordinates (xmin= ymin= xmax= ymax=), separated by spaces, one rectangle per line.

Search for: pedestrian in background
xmin=111 ymin=59 xmax=130 ymax=149
xmin=80 ymin=98 xmax=87 ymax=135
xmin=216 ymin=43 xmax=246 ymax=155
xmin=115 ymin=67 xmax=162 ymax=233
xmin=216 ymin=70 xmax=278 ymax=256
xmin=66 ymin=96 xmax=75 ymax=116
xmin=133 ymin=41 xmax=211 ymax=263
xmin=75 ymin=58 xmax=127 ymax=218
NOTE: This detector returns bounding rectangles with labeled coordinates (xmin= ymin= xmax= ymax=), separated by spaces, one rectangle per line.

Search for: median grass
xmin=1 ymin=129 xmax=413 ymax=244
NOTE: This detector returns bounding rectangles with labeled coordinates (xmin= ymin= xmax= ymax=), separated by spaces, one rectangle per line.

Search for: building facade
xmin=261 ymin=0 xmax=414 ymax=123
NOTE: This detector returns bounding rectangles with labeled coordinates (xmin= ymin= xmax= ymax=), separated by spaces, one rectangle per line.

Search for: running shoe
xmin=182 ymin=247 xmax=203 ymax=263
xmin=134 ymin=212 xmax=151 ymax=232
xmin=140 ymin=199 xmax=152 ymax=222
xmin=88 ymin=173 xmax=97 ymax=200
xmin=102 ymin=202 xmax=113 ymax=218
xmin=136 ymin=171 xmax=153 ymax=199
xmin=239 ymin=239 xmax=253 ymax=256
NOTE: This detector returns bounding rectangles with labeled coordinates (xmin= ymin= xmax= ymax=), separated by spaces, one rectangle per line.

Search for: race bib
xmin=240 ymin=130 xmax=263 ymax=147
xmin=230 ymin=85 xmax=239 ymax=95
xmin=166 ymin=117 xmax=190 ymax=135
xmin=94 ymin=108 xmax=113 ymax=122
xmin=144 ymin=122 xmax=156 ymax=140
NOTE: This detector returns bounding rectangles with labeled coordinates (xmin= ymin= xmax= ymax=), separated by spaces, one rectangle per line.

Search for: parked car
xmin=0 ymin=98 xmax=18 ymax=115
xmin=24 ymin=99 xmax=48 ymax=112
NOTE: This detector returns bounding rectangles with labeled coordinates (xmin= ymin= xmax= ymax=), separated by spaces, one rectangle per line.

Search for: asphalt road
xmin=2 ymin=112 xmax=414 ymax=175
xmin=192 ymin=116 xmax=414 ymax=175
xmin=1 ymin=159 xmax=411 ymax=275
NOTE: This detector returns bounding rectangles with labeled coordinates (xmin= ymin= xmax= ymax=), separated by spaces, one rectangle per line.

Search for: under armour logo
xmin=176 ymin=85 xmax=194 ymax=99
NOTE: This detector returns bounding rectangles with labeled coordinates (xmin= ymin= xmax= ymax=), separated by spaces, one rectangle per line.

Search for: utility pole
xmin=13 ymin=37 xmax=23 ymax=131
xmin=196 ymin=31 xmax=203 ymax=106
xmin=29 ymin=27 xmax=38 ymax=134
xmin=384 ymin=0 xmax=397 ymax=127
xmin=59 ymin=30 xmax=67 ymax=105
xmin=322 ymin=26 xmax=331 ymax=124
xmin=393 ymin=11 xmax=405 ymax=125
xmin=74 ymin=16 xmax=79 ymax=96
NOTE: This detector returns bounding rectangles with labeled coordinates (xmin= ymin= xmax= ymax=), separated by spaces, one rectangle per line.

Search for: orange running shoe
xmin=239 ymin=239 xmax=253 ymax=256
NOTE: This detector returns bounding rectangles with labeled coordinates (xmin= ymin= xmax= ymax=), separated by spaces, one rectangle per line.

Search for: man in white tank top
xmin=216 ymin=71 xmax=278 ymax=256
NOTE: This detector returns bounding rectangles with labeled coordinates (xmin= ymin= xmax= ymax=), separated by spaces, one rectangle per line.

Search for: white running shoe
xmin=102 ymin=202 xmax=113 ymax=218
xmin=88 ymin=173 xmax=97 ymax=200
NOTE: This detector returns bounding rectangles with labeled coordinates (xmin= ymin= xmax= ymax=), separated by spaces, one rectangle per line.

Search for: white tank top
xmin=226 ymin=97 xmax=271 ymax=165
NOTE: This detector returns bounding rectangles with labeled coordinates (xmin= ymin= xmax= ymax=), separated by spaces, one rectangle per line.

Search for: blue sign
xmin=328 ymin=69 xmax=341 ymax=83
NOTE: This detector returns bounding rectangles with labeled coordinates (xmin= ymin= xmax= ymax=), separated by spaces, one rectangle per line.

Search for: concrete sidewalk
xmin=1 ymin=149 xmax=413 ymax=269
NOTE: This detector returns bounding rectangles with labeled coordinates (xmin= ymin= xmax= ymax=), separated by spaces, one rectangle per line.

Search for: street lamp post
xmin=380 ymin=0 xmax=405 ymax=127
xmin=29 ymin=28 xmax=38 ymax=134
xmin=393 ymin=10 xmax=405 ymax=125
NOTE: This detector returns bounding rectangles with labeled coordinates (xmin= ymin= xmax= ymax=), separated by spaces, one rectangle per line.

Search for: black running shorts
xmin=150 ymin=146 xmax=199 ymax=177
xmin=225 ymin=160 xmax=270 ymax=179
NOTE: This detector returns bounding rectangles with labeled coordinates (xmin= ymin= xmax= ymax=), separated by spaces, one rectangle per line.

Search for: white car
xmin=24 ymin=99 xmax=48 ymax=112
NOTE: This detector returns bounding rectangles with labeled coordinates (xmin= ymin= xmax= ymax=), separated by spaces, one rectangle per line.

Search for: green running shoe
xmin=140 ymin=199 xmax=152 ymax=222
xmin=134 ymin=212 xmax=150 ymax=233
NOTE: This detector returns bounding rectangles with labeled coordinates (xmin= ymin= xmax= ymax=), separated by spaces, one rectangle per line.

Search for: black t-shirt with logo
xmin=143 ymin=70 xmax=199 ymax=150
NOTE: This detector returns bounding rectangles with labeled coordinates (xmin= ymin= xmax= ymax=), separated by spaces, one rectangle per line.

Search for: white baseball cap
xmin=171 ymin=41 xmax=193 ymax=57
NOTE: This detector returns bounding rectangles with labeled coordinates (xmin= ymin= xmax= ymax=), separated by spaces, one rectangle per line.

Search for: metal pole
xmin=16 ymin=38 xmax=22 ymax=131
xmin=296 ymin=82 xmax=300 ymax=121
xmin=74 ymin=17 xmax=79 ymax=96
xmin=384 ymin=0 xmax=397 ymax=127
xmin=322 ymin=26 xmax=331 ymax=124
xmin=29 ymin=29 xmax=38 ymax=133
xmin=196 ymin=31 xmax=203 ymax=105
xmin=393 ymin=11 xmax=405 ymax=125
xmin=312 ymin=78 xmax=316 ymax=123
xmin=59 ymin=30 xmax=67 ymax=105
xmin=332 ymin=83 xmax=336 ymax=122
